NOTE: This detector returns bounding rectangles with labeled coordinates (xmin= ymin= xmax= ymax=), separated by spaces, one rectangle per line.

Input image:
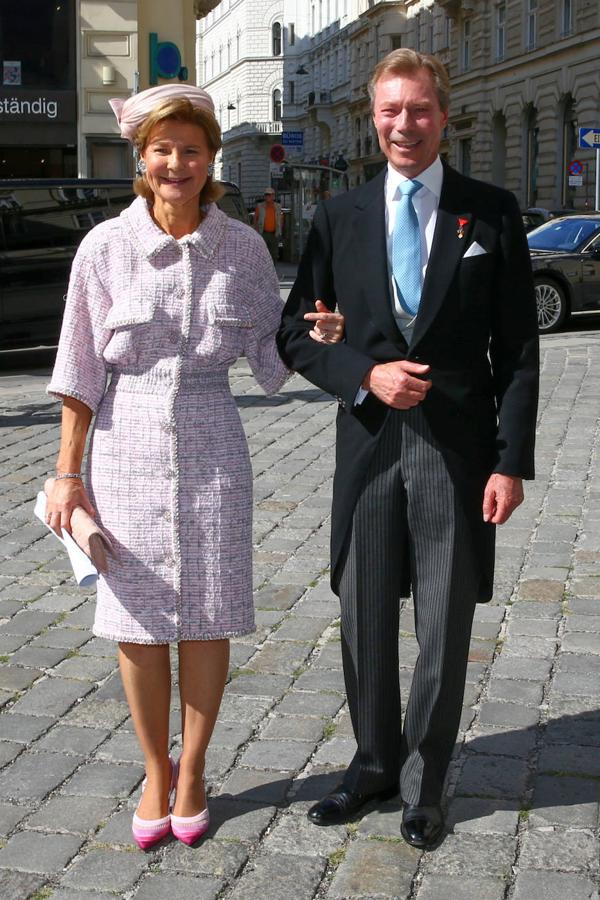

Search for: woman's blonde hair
xmin=133 ymin=97 xmax=224 ymax=208
xmin=368 ymin=49 xmax=451 ymax=112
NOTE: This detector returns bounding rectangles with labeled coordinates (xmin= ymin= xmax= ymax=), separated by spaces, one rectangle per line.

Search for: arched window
xmin=273 ymin=89 xmax=282 ymax=122
xmin=272 ymin=22 xmax=282 ymax=56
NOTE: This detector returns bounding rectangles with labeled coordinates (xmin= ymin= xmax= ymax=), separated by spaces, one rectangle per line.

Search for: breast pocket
xmin=195 ymin=306 xmax=253 ymax=365
xmin=103 ymin=292 xmax=159 ymax=367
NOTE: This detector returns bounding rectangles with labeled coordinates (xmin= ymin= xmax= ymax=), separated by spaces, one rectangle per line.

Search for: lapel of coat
xmin=352 ymin=170 xmax=408 ymax=350
xmin=410 ymin=164 xmax=474 ymax=350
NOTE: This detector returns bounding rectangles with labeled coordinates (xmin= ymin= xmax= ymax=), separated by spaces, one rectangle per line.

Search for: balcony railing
xmin=222 ymin=120 xmax=283 ymax=140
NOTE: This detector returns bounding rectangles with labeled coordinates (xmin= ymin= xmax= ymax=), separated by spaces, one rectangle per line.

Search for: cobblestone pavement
xmin=0 ymin=325 xmax=599 ymax=900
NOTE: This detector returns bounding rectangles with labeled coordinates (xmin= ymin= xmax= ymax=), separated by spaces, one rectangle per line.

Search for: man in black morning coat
xmin=277 ymin=49 xmax=539 ymax=848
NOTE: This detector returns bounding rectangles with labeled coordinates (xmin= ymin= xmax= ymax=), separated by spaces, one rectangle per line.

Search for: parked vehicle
xmin=0 ymin=178 xmax=247 ymax=350
xmin=528 ymin=215 xmax=600 ymax=333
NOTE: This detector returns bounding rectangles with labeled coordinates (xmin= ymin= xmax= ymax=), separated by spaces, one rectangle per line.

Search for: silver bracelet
xmin=54 ymin=472 xmax=83 ymax=481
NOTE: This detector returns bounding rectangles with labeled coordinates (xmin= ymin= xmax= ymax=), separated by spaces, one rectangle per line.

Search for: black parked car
xmin=527 ymin=215 xmax=600 ymax=333
xmin=0 ymin=178 xmax=247 ymax=350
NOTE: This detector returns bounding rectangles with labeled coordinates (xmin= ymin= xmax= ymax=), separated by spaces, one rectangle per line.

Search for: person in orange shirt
xmin=254 ymin=187 xmax=282 ymax=264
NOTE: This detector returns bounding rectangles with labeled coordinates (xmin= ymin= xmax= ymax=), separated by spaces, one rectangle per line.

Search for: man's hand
xmin=482 ymin=474 xmax=524 ymax=525
xmin=304 ymin=299 xmax=345 ymax=344
xmin=362 ymin=360 xmax=432 ymax=409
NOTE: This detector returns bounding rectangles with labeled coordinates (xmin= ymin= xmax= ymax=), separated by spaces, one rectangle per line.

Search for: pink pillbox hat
xmin=109 ymin=84 xmax=216 ymax=142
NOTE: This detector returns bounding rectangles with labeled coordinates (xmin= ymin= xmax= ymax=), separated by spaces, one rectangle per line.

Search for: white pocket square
xmin=463 ymin=241 xmax=488 ymax=258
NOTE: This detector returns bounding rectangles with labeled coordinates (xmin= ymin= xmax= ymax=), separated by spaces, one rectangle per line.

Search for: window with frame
xmin=273 ymin=89 xmax=282 ymax=122
xmin=272 ymin=22 xmax=282 ymax=56
xmin=462 ymin=19 xmax=471 ymax=71
xmin=459 ymin=137 xmax=472 ymax=177
xmin=526 ymin=0 xmax=537 ymax=49
xmin=496 ymin=2 xmax=506 ymax=60
xmin=561 ymin=0 xmax=573 ymax=35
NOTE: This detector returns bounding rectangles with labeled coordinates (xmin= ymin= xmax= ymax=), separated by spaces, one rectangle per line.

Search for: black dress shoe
xmin=401 ymin=804 xmax=443 ymax=848
xmin=307 ymin=785 xmax=399 ymax=825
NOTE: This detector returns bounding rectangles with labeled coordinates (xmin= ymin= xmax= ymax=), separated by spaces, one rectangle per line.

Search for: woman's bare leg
xmin=118 ymin=642 xmax=172 ymax=819
xmin=172 ymin=639 xmax=230 ymax=817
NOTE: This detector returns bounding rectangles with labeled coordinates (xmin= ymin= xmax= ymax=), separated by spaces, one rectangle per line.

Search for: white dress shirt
xmin=355 ymin=156 xmax=443 ymax=405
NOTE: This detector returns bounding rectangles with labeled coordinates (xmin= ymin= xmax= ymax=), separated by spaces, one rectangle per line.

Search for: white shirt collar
xmin=385 ymin=156 xmax=444 ymax=202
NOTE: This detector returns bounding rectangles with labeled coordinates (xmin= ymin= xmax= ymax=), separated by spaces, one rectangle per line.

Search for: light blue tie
xmin=392 ymin=179 xmax=422 ymax=316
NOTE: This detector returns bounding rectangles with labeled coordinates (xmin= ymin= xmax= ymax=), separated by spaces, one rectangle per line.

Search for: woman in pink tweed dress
xmin=45 ymin=85 xmax=344 ymax=848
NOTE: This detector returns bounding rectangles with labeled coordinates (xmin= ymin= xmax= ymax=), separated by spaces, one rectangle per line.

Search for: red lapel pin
xmin=457 ymin=217 xmax=469 ymax=239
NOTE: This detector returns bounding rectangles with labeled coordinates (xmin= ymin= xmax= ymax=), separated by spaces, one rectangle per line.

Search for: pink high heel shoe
xmin=171 ymin=774 xmax=210 ymax=845
xmin=132 ymin=755 xmax=178 ymax=850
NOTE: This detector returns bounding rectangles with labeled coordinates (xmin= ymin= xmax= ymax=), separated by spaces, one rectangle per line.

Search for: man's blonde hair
xmin=134 ymin=97 xmax=224 ymax=208
xmin=368 ymin=49 xmax=451 ymax=112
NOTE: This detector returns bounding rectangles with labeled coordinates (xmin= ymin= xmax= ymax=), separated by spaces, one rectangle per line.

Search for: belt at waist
xmin=109 ymin=368 xmax=230 ymax=395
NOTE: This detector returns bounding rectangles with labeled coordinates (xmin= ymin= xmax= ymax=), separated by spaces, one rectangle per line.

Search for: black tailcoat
xmin=277 ymin=164 xmax=539 ymax=599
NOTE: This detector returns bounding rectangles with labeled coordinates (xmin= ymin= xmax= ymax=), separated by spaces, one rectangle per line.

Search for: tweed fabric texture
xmin=48 ymin=197 xmax=288 ymax=644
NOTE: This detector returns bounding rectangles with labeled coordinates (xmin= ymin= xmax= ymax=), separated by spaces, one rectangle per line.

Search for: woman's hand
xmin=45 ymin=477 xmax=95 ymax=536
xmin=305 ymin=299 xmax=345 ymax=344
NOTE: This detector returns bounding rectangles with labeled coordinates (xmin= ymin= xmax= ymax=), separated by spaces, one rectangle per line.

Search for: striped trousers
xmin=338 ymin=404 xmax=479 ymax=806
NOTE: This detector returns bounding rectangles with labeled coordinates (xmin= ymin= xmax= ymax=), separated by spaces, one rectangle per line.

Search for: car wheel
xmin=534 ymin=277 xmax=568 ymax=333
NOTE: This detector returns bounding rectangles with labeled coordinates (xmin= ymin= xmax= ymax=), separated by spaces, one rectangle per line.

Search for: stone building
xmin=434 ymin=0 xmax=600 ymax=209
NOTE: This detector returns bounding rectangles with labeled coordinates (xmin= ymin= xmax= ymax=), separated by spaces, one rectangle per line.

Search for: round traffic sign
xmin=568 ymin=159 xmax=584 ymax=175
xmin=269 ymin=144 xmax=285 ymax=163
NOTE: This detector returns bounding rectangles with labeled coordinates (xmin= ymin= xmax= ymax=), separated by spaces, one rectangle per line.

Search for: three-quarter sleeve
xmin=47 ymin=239 xmax=113 ymax=414
xmin=244 ymin=241 xmax=290 ymax=396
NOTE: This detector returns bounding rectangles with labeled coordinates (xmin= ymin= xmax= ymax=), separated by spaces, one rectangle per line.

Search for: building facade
xmin=0 ymin=1 xmax=200 ymax=179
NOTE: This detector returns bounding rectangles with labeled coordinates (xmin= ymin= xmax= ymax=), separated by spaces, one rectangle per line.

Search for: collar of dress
xmin=120 ymin=195 xmax=228 ymax=260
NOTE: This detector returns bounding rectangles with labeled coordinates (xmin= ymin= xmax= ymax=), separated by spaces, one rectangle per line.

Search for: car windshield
xmin=527 ymin=218 xmax=600 ymax=252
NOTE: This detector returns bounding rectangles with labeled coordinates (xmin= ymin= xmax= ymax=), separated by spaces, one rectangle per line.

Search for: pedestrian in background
xmin=253 ymin=187 xmax=282 ymax=264
xmin=45 ymin=84 xmax=344 ymax=851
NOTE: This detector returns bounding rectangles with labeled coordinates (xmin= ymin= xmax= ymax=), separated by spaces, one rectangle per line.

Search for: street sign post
xmin=578 ymin=129 xmax=600 ymax=210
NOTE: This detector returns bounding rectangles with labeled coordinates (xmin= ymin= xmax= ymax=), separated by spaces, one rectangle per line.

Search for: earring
xmin=136 ymin=159 xmax=147 ymax=176
xmin=207 ymin=163 xmax=214 ymax=177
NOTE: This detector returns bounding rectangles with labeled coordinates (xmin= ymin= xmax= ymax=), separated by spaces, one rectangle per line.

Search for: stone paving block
xmin=512 ymin=870 xmax=598 ymax=900
xmin=76 ymin=636 xmax=116 ymax=657
xmin=561 ymin=632 xmax=600 ymax=654
xmin=421 ymin=832 xmax=515 ymax=877
xmin=52 ymin=655 xmax=116 ymax=682
xmin=0 ymin=830 xmax=83 ymax=873
xmin=0 ymin=870 xmax=46 ymax=899
xmin=218 ymin=768 xmax=292 ymax=806
xmin=249 ymin=641 xmax=312 ymax=675
xmin=253 ymin=585 xmax=305 ymax=611
xmin=0 ymin=634 xmax=27 ymax=654
xmin=28 ymin=793 xmax=116 ymax=835
xmin=292 ymin=668 xmax=346 ymax=693
xmin=61 ymin=698 xmax=129 ymax=729
xmin=530 ymin=774 xmax=600 ymax=828
xmin=328 ymin=838 xmax=418 ymax=899
xmin=10 ymin=676 xmax=92 ymax=718
xmin=446 ymin=797 xmax=519 ymax=834
xmin=0 ymin=665 xmax=42 ymax=693
xmin=551 ymin=670 xmax=600 ymax=697
xmin=10 ymin=645 xmax=71 ymax=668
xmin=564 ymin=614 xmax=600 ymax=632
xmin=276 ymin=690 xmax=344 ymax=718
xmin=508 ymin=618 xmax=558 ymax=637
xmin=270 ymin=616 xmax=330 ymax=643
xmin=311 ymin=643 xmax=343 ymax=669
xmin=62 ymin=761 xmax=142 ymax=798
xmin=260 ymin=715 xmax=325 ymax=743
xmin=44 ymin=891 xmax=117 ymax=900
xmin=465 ymin=725 xmax=537 ymax=759
xmin=213 ymin=694 xmax=273 ymax=726
xmin=263 ymin=810 xmax=346 ymax=856
xmin=510 ymin=601 xmax=562 ymax=619
xmin=206 ymin=745 xmax=237 ymax=782
xmin=544 ymin=710 xmax=600 ymax=747
xmin=0 ymin=801 xmax=32 ymax=838
xmin=486 ymin=678 xmax=544 ymax=706
xmin=61 ymin=847 xmax=147 ymax=892
xmin=0 ymin=713 xmax=54 ymax=743
xmin=36 ymin=724 xmax=110 ymax=756
xmin=238 ymin=739 xmax=313 ymax=772
xmin=226 ymin=673 xmax=292 ymax=699
xmin=478 ymin=701 xmax=539 ymax=728
xmin=311 ymin=737 xmax=356 ymax=769
xmin=95 ymin=806 xmax=139 ymax=845
xmin=210 ymin=720 xmax=254 ymax=750
xmin=518 ymin=826 xmax=597 ymax=871
xmin=228 ymin=851 xmax=326 ymax=900
xmin=229 ymin=643 xmax=256 ymax=669
xmin=501 ymin=636 xmax=557 ymax=659
xmin=0 ymin=610 xmax=57 ymax=636
xmin=134 ymin=874 xmax=225 ymax=900
xmin=456 ymin=755 xmax=529 ymax=801
xmin=94 ymin=731 xmax=144 ymax=764
xmin=538 ymin=744 xmax=600 ymax=778
xmin=30 ymin=628 xmax=90 ymax=651
xmin=206 ymin=797 xmax=276 ymax=843
xmin=417 ymin=875 xmax=507 ymax=900
xmin=0 ymin=750 xmax=84 ymax=802
xmin=163 ymin=839 xmax=249 ymax=878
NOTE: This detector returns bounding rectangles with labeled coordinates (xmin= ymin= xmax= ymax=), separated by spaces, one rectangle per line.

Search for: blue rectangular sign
xmin=578 ymin=128 xmax=600 ymax=149
xmin=282 ymin=130 xmax=304 ymax=146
